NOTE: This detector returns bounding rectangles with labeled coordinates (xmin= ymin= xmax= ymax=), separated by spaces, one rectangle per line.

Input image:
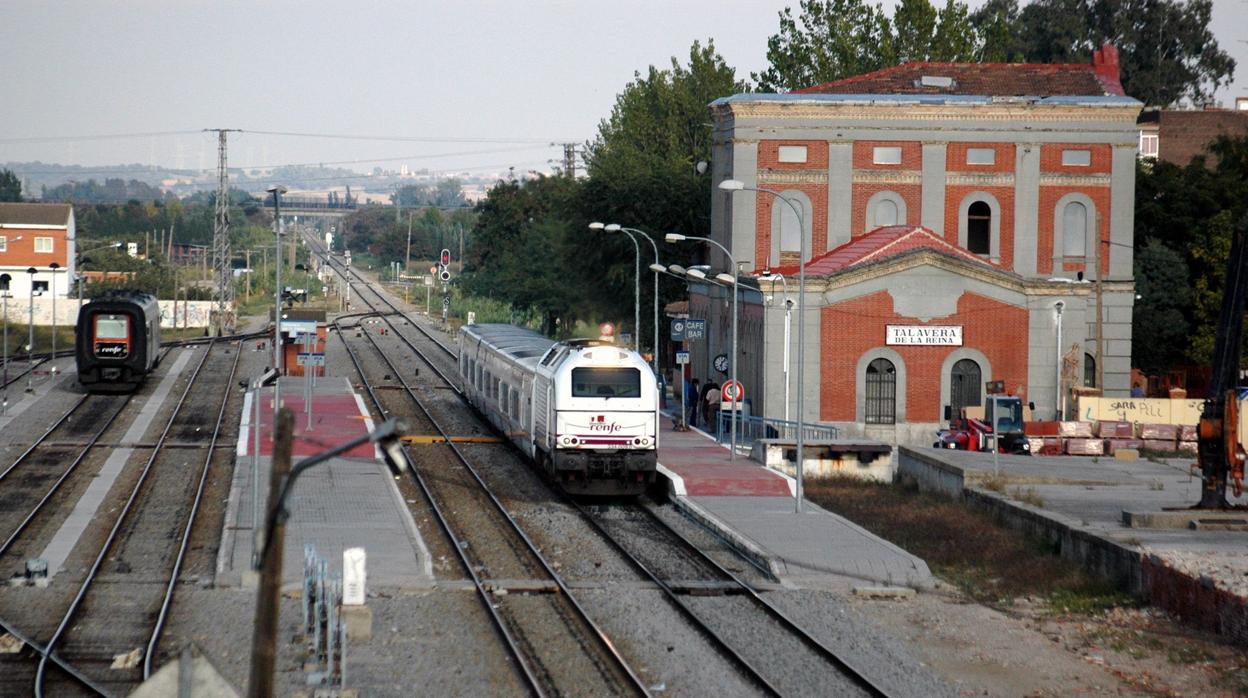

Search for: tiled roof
xmin=796 ymin=45 xmax=1125 ymax=98
xmin=0 ymin=203 xmax=73 ymax=227
xmin=768 ymin=225 xmax=1002 ymax=277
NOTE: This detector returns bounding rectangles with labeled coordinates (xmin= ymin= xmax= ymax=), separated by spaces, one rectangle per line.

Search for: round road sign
xmin=722 ymin=380 xmax=744 ymax=404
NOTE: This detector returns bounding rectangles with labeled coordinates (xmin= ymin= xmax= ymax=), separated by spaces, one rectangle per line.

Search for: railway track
xmin=329 ymin=254 xmax=896 ymax=696
xmin=337 ymin=314 xmax=648 ymax=696
xmin=0 ymin=340 xmax=240 ymax=697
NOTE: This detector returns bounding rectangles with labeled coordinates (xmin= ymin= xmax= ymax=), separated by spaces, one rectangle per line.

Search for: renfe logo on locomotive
xmin=95 ymin=342 xmax=128 ymax=358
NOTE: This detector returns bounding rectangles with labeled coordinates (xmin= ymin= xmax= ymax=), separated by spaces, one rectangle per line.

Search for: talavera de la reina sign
xmin=885 ymin=325 xmax=963 ymax=346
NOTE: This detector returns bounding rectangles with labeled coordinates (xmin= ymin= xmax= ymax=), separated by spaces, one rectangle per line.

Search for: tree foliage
xmin=42 ymin=178 xmax=169 ymax=204
xmin=0 ymin=169 xmax=21 ymax=202
xmin=756 ymin=0 xmax=1234 ymax=105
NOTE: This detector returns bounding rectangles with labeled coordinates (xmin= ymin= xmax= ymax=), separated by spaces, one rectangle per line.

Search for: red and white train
xmin=459 ymin=323 xmax=659 ymax=496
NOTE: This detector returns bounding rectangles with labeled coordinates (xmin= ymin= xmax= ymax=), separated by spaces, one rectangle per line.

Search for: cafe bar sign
xmin=886 ymin=325 xmax=963 ymax=346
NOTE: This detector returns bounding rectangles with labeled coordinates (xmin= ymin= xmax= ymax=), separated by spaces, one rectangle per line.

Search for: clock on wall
xmin=713 ymin=353 xmax=729 ymax=373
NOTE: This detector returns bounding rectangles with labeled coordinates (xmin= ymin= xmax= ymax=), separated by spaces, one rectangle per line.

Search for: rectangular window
xmin=95 ymin=315 xmax=129 ymax=339
xmin=872 ymin=146 xmax=902 ymax=165
xmin=0 ymin=236 xmax=6 ymax=252
xmin=571 ymin=367 xmax=641 ymax=398
xmin=1139 ymin=133 xmax=1158 ymax=157
xmin=1061 ymin=149 xmax=1091 ymax=166
xmin=35 ymin=237 xmax=53 ymax=253
xmin=32 ymin=280 xmax=49 ymax=293
xmin=777 ymin=145 xmax=808 ymax=163
xmin=966 ymin=148 xmax=996 ymax=165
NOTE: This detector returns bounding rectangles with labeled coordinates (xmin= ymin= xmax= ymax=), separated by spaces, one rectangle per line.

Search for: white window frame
xmin=1061 ymin=149 xmax=1092 ymax=167
xmin=0 ymin=236 xmax=6 ymax=252
xmin=1139 ymin=133 xmax=1158 ymax=158
xmin=966 ymin=148 xmax=996 ymax=166
xmin=872 ymin=146 xmax=902 ymax=165
xmin=35 ymin=236 xmax=53 ymax=253
xmin=777 ymin=145 xmax=808 ymax=164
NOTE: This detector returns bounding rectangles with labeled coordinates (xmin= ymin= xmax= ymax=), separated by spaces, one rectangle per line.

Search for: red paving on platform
xmin=657 ymin=420 xmax=792 ymax=496
xmin=242 ymin=393 xmax=376 ymax=459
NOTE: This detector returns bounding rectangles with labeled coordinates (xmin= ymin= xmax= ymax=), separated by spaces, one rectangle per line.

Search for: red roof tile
xmin=767 ymin=225 xmax=1001 ymax=277
xmin=796 ymin=45 xmax=1124 ymax=98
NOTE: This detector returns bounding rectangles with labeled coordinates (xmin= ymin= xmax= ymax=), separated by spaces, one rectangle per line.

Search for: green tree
xmin=892 ymin=0 xmax=938 ymax=63
xmin=752 ymin=0 xmax=896 ymax=91
xmin=0 ymin=169 xmax=21 ymax=202
xmin=970 ymin=0 xmax=1027 ymax=62
xmin=931 ymin=0 xmax=978 ymax=61
xmin=1131 ymin=239 xmax=1190 ymax=374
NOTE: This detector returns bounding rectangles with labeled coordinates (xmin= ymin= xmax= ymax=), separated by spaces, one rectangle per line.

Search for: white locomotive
xmin=459 ymin=323 xmax=659 ymax=496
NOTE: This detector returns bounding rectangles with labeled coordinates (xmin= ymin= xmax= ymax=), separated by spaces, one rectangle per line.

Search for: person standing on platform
xmin=705 ymin=385 xmax=721 ymax=434
xmin=686 ymin=378 xmax=700 ymax=428
xmin=701 ymin=380 xmax=719 ymax=429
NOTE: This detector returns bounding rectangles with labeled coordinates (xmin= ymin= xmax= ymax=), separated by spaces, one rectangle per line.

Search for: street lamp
xmin=76 ymin=242 xmax=123 ymax=309
xmin=25 ymin=267 xmax=37 ymax=393
xmin=1 ymin=273 xmax=10 ymax=413
xmin=48 ymin=263 xmax=60 ymax=375
xmin=591 ymin=223 xmax=662 ymax=379
xmin=588 ymin=222 xmax=640 ymax=352
xmin=665 ymin=232 xmax=742 ymax=460
xmin=720 ymin=178 xmax=808 ymax=512
xmin=267 ymin=185 xmax=287 ymax=420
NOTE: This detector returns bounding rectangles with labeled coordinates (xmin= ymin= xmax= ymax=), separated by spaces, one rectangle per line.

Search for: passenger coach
xmin=459 ymin=323 xmax=659 ymax=496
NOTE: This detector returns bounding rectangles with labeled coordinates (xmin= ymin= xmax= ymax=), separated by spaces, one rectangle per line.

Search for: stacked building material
xmin=1065 ymin=438 xmax=1105 ymax=455
xmin=1095 ymin=421 xmax=1134 ymax=438
xmin=1058 ymin=421 xmax=1094 ymax=438
xmin=1104 ymin=438 xmax=1144 ymax=455
xmin=1140 ymin=423 xmax=1179 ymax=452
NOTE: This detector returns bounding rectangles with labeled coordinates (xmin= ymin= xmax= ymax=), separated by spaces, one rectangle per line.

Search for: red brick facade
xmin=852 ymin=183 xmax=921 ymax=237
xmin=753 ymin=182 xmax=830 ymax=268
xmin=945 ymin=142 xmax=1015 ymax=173
xmin=1037 ymin=186 xmax=1111 ymax=276
xmin=943 ymin=185 xmax=1016 ymax=263
xmin=820 ymin=290 xmax=1030 ymax=422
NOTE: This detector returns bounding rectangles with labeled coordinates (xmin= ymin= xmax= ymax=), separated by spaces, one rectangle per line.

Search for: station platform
xmin=217 ymin=377 xmax=431 ymax=589
xmin=655 ymin=413 xmax=934 ymax=591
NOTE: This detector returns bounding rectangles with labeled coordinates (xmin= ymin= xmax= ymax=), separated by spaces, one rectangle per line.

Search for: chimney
xmin=1091 ymin=43 xmax=1124 ymax=96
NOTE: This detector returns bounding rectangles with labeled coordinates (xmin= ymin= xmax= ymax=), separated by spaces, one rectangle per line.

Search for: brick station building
xmin=702 ymin=46 xmax=1141 ymax=444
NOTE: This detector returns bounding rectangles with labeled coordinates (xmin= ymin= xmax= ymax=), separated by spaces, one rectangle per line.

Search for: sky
xmin=2 ymin=0 xmax=1247 ymax=182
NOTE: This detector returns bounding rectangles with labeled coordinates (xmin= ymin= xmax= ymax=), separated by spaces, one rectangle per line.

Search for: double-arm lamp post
xmin=588 ymin=223 xmax=660 ymax=379
xmin=719 ymin=179 xmax=808 ymax=513
xmin=664 ymin=233 xmax=741 ymax=461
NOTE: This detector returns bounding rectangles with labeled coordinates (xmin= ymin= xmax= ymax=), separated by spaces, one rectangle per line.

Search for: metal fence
xmin=712 ymin=411 xmax=840 ymax=450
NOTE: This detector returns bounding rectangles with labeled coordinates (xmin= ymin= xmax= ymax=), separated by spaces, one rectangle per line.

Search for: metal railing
xmin=712 ymin=411 xmax=839 ymax=450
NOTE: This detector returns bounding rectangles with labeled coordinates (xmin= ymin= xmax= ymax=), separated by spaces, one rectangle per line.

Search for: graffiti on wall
xmin=0 ymin=297 xmax=220 ymax=329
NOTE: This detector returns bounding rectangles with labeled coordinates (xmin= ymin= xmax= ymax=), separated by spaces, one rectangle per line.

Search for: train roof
xmin=462 ymin=323 xmax=557 ymax=360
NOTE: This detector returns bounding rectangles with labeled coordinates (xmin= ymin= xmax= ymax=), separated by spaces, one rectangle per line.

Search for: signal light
xmin=440 ymin=248 xmax=451 ymax=266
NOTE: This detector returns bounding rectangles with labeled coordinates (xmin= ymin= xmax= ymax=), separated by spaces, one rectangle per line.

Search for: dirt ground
xmin=806 ymin=478 xmax=1248 ymax=696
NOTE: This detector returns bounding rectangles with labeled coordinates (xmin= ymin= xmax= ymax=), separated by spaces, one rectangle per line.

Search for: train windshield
xmin=571 ymin=367 xmax=641 ymax=398
xmin=95 ymin=315 xmax=129 ymax=339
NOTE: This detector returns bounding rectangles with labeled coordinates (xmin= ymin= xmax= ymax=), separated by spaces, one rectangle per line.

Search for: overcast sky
xmin=3 ymin=0 xmax=1246 ymax=180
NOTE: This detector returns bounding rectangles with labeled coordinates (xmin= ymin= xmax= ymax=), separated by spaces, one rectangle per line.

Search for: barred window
xmin=865 ymin=358 xmax=896 ymax=425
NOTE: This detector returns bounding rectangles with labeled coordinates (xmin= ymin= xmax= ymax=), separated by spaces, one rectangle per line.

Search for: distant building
xmin=0 ymin=202 xmax=76 ymax=299
xmin=704 ymin=45 xmax=1141 ymax=443
xmin=1137 ymin=107 xmax=1248 ymax=166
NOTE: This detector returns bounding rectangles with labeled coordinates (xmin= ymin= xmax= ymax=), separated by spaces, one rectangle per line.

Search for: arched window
xmin=1084 ymin=353 xmax=1097 ymax=388
xmin=1063 ymin=201 xmax=1087 ymax=257
xmin=865 ymin=358 xmax=897 ymax=424
xmin=779 ymin=200 xmax=801 ymax=255
xmin=874 ymin=199 xmax=898 ymax=228
xmin=967 ymin=201 xmax=991 ymax=254
xmin=950 ymin=359 xmax=982 ymax=415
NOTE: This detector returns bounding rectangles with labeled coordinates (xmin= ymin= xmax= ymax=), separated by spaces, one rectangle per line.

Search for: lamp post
xmin=48 ymin=263 xmax=59 ymax=375
xmin=720 ymin=179 xmax=808 ymax=512
xmin=1 ymin=273 xmax=10 ymax=413
xmin=588 ymin=222 xmax=640 ymax=352
xmin=591 ymin=223 xmax=661 ymax=378
xmin=26 ymin=267 xmax=37 ymax=393
xmin=665 ymin=233 xmax=741 ymax=461
xmin=268 ymin=185 xmax=287 ymax=420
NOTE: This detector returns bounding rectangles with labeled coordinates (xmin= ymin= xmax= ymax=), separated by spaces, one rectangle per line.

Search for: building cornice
xmin=717 ymin=101 xmax=1141 ymax=125
xmin=852 ymin=170 xmax=923 ymax=185
xmin=758 ymin=169 xmax=829 ymax=185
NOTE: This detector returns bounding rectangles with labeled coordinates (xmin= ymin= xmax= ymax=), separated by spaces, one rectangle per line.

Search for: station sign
xmin=675 ymin=350 xmax=690 ymax=365
xmin=886 ymin=325 xmax=962 ymax=346
xmin=281 ymin=320 xmax=318 ymax=338
xmin=684 ymin=319 xmax=706 ymax=340
xmin=296 ymin=353 xmax=326 ymax=366
xmin=670 ymin=319 xmax=686 ymax=341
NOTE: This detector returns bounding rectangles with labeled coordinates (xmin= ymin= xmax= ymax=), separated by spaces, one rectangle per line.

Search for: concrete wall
xmin=0 ymin=297 xmax=217 ymax=329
